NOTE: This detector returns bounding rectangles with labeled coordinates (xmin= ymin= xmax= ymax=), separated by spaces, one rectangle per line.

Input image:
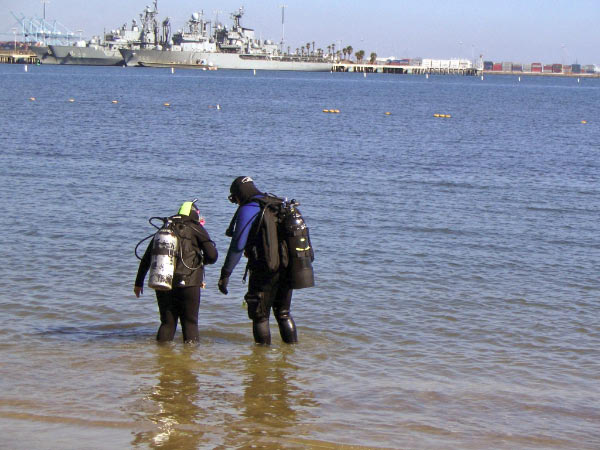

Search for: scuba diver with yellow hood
xmin=134 ymin=200 xmax=218 ymax=343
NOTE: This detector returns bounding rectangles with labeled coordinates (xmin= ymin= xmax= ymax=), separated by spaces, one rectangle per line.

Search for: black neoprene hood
xmin=230 ymin=176 xmax=261 ymax=203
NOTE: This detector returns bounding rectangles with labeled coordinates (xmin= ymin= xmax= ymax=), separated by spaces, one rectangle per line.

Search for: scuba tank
xmin=282 ymin=201 xmax=314 ymax=289
xmin=148 ymin=219 xmax=179 ymax=291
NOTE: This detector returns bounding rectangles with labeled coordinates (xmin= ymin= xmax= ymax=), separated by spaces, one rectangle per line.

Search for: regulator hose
xmin=133 ymin=217 xmax=168 ymax=260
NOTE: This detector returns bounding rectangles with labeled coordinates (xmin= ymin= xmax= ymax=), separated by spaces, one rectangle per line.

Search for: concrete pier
xmin=333 ymin=63 xmax=480 ymax=76
xmin=0 ymin=51 xmax=38 ymax=64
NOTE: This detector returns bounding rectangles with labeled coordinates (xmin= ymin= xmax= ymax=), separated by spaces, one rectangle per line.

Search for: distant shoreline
xmin=482 ymin=70 xmax=599 ymax=78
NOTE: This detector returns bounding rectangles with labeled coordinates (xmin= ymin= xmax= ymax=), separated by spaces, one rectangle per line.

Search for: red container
xmin=493 ymin=63 xmax=502 ymax=71
xmin=543 ymin=65 xmax=553 ymax=72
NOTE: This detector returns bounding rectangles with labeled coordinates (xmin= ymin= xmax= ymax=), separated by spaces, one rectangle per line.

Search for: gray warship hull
xmin=48 ymin=45 xmax=123 ymax=65
xmin=30 ymin=46 xmax=58 ymax=64
xmin=121 ymin=48 xmax=332 ymax=71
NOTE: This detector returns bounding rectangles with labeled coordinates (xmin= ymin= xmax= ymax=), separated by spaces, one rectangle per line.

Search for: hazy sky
xmin=2 ymin=0 xmax=598 ymax=64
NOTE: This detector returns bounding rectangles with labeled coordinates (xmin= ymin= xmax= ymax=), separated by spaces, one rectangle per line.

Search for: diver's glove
xmin=218 ymin=268 xmax=231 ymax=295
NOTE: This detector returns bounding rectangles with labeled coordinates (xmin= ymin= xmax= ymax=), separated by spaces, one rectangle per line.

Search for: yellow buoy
xmin=445 ymin=114 xmax=452 ymax=118
xmin=385 ymin=112 xmax=391 ymax=115
xmin=581 ymin=120 xmax=587 ymax=124
xmin=163 ymin=102 xmax=170 ymax=107
xmin=334 ymin=109 xmax=340 ymax=113
xmin=112 ymin=100 xmax=118 ymax=104
xmin=29 ymin=97 xmax=36 ymax=101
xmin=434 ymin=113 xmax=440 ymax=117
xmin=323 ymin=109 xmax=329 ymax=113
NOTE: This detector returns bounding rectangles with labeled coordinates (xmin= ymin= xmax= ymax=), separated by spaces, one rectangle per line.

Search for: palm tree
xmin=370 ymin=52 xmax=377 ymax=64
xmin=355 ymin=50 xmax=365 ymax=63
xmin=342 ymin=48 xmax=347 ymax=60
xmin=327 ymin=45 xmax=331 ymax=60
xmin=346 ymin=45 xmax=353 ymax=62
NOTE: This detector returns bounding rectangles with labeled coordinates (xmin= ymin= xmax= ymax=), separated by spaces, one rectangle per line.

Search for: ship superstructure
xmin=121 ymin=7 xmax=332 ymax=71
xmin=47 ymin=1 xmax=162 ymax=65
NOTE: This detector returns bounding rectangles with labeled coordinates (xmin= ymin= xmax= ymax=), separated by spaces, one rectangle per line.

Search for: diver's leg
xmin=246 ymin=291 xmax=271 ymax=345
xmin=156 ymin=291 xmax=177 ymax=341
xmin=274 ymin=286 xmax=297 ymax=344
xmin=179 ymin=286 xmax=200 ymax=343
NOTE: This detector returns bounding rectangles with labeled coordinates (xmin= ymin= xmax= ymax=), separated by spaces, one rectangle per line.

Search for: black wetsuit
xmin=223 ymin=196 xmax=297 ymax=345
xmin=244 ymin=268 xmax=296 ymax=345
xmin=136 ymin=216 xmax=218 ymax=342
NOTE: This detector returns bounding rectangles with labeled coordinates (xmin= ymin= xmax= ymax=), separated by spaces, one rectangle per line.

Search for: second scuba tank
xmin=283 ymin=202 xmax=315 ymax=289
xmin=148 ymin=221 xmax=179 ymax=291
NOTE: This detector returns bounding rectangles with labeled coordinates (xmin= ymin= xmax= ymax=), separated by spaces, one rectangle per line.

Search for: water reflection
xmin=224 ymin=346 xmax=319 ymax=448
xmin=131 ymin=346 xmax=205 ymax=449
xmin=132 ymin=344 xmax=319 ymax=448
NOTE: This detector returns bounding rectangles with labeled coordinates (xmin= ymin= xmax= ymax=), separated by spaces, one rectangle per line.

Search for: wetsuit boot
xmin=276 ymin=316 xmax=298 ymax=344
xmin=252 ymin=319 xmax=271 ymax=345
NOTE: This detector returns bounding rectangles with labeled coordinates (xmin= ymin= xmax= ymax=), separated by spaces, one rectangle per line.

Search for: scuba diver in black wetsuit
xmin=218 ymin=177 xmax=314 ymax=345
xmin=134 ymin=201 xmax=218 ymax=343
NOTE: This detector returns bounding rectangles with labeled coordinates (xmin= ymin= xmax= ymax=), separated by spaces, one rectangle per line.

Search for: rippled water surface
xmin=1 ymin=65 xmax=599 ymax=449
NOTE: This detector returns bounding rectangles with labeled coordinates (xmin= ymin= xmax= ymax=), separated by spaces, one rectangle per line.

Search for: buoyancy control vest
xmin=246 ymin=195 xmax=315 ymax=289
xmin=147 ymin=215 xmax=204 ymax=290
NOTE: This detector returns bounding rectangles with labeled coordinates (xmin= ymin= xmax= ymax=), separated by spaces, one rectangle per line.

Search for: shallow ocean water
xmin=0 ymin=64 xmax=598 ymax=449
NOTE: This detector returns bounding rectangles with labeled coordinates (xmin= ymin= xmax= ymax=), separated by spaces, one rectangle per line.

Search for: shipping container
xmin=532 ymin=66 xmax=542 ymax=73
xmin=552 ymin=63 xmax=562 ymax=73
xmin=543 ymin=64 xmax=553 ymax=72
xmin=571 ymin=64 xmax=581 ymax=73
xmin=502 ymin=62 xmax=512 ymax=71
xmin=493 ymin=63 xmax=502 ymax=71
xmin=512 ymin=64 xmax=523 ymax=72
xmin=483 ymin=60 xmax=494 ymax=70
xmin=563 ymin=65 xmax=572 ymax=74
xmin=523 ymin=64 xmax=532 ymax=72
xmin=583 ymin=64 xmax=595 ymax=74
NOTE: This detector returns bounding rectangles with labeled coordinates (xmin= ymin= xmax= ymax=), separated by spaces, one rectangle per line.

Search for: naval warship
xmin=29 ymin=45 xmax=58 ymax=64
xmin=121 ymin=7 xmax=333 ymax=71
xmin=46 ymin=2 xmax=162 ymax=65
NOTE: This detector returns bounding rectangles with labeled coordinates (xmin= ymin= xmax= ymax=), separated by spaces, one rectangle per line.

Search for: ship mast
xmin=41 ymin=0 xmax=49 ymax=20
xmin=280 ymin=4 xmax=287 ymax=54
